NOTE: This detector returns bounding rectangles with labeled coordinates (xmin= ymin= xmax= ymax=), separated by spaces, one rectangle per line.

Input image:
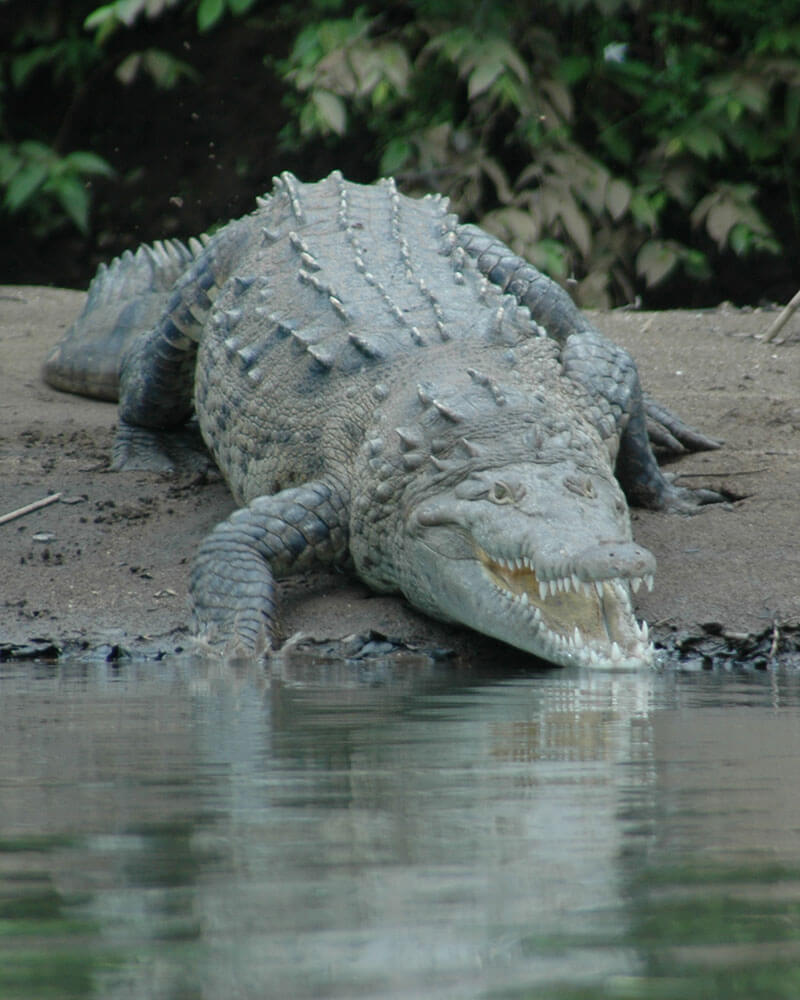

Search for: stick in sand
xmin=0 ymin=492 xmax=62 ymax=526
xmin=765 ymin=287 xmax=800 ymax=343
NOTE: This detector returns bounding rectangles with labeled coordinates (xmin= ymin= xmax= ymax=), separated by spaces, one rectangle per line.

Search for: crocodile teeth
xmin=478 ymin=547 xmax=655 ymax=669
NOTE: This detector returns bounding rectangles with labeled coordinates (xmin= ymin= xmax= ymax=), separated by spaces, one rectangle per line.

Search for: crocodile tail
xmin=42 ymin=235 xmax=208 ymax=401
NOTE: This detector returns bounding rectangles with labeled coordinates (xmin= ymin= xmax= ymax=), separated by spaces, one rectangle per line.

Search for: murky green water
xmin=2 ymin=653 xmax=800 ymax=1000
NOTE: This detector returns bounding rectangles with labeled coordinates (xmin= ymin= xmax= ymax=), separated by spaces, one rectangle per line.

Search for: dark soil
xmin=1 ymin=287 xmax=798 ymax=668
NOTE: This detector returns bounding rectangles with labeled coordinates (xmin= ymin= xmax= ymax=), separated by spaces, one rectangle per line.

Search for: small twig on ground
xmin=765 ymin=288 xmax=800 ymax=343
xmin=0 ymin=492 xmax=62 ymax=526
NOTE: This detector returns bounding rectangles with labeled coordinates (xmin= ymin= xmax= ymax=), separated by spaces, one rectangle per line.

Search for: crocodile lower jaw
xmin=477 ymin=548 xmax=654 ymax=669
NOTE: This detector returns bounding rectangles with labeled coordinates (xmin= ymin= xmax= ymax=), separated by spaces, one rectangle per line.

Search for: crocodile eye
xmin=489 ymin=481 xmax=517 ymax=504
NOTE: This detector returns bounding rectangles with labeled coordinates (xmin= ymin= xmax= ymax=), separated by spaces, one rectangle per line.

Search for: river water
xmin=2 ymin=651 xmax=800 ymax=1000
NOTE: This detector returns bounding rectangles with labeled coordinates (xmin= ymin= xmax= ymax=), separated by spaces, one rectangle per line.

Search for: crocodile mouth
xmin=476 ymin=547 xmax=653 ymax=668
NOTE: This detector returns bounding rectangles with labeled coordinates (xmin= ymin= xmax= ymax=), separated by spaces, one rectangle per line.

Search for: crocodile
xmin=43 ymin=171 xmax=723 ymax=669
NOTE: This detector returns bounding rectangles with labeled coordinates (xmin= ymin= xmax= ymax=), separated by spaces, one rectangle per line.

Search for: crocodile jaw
xmin=476 ymin=548 xmax=654 ymax=669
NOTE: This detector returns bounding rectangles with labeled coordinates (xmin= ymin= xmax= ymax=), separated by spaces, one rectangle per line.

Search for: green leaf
xmin=115 ymin=52 xmax=141 ymax=85
xmin=84 ymin=4 xmax=115 ymax=30
xmin=311 ymin=89 xmax=346 ymax=135
xmin=558 ymin=193 xmax=592 ymax=257
xmin=143 ymin=49 xmax=198 ymax=87
xmin=636 ymin=239 xmax=680 ymax=287
xmin=726 ymin=98 xmax=743 ymax=122
xmin=197 ymin=0 xmax=225 ymax=32
xmin=541 ymin=78 xmax=573 ymax=121
xmin=64 ymin=152 xmax=115 ymax=177
xmin=683 ymin=249 xmax=710 ymax=281
xmin=380 ymin=138 xmax=412 ymax=176
xmin=468 ymin=61 xmax=503 ymax=100
xmin=606 ymin=178 xmax=632 ymax=220
xmin=728 ymin=222 xmax=780 ymax=256
xmin=378 ymin=43 xmax=411 ymax=95
xmin=728 ymin=222 xmax=752 ymax=255
xmin=706 ymin=199 xmax=740 ymax=248
xmin=0 ymin=148 xmax=23 ymax=186
xmin=630 ymin=191 xmax=658 ymax=230
xmin=4 ymin=162 xmax=49 ymax=212
xmin=18 ymin=141 xmax=54 ymax=162
xmin=10 ymin=48 xmax=55 ymax=89
xmin=682 ymin=126 xmax=725 ymax=160
xmin=50 ymin=175 xmax=91 ymax=232
xmin=115 ymin=0 xmax=149 ymax=28
xmin=558 ymin=55 xmax=591 ymax=86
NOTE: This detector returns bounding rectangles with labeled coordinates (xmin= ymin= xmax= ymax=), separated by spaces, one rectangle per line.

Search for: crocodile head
xmin=393 ymin=459 xmax=655 ymax=669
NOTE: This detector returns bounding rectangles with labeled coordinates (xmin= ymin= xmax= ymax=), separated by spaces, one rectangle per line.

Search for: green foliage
xmin=276 ymin=0 xmax=795 ymax=305
xmin=1 ymin=0 xmax=798 ymax=300
xmin=0 ymin=141 xmax=114 ymax=233
xmin=0 ymin=11 xmax=115 ymax=236
xmin=83 ymin=0 xmax=257 ymax=38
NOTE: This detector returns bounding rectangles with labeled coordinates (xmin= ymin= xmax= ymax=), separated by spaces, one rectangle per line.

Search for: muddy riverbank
xmin=1 ymin=286 xmax=798 ymax=667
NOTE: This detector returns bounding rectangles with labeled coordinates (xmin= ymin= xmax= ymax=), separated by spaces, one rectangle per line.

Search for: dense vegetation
xmin=2 ymin=0 xmax=799 ymax=306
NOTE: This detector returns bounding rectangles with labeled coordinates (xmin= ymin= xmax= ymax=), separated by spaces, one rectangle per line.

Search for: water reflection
xmin=1 ymin=656 xmax=799 ymax=998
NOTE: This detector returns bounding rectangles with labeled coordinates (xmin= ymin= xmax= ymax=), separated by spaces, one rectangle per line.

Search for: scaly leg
xmin=189 ymin=479 xmax=351 ymax=656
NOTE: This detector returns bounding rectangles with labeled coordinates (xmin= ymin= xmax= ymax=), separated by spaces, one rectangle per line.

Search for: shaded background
xmin=2 ymin=0 xmax=798 ymax=306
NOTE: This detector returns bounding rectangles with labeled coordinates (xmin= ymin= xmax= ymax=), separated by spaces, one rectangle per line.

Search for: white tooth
xmin=538 ymin=581 xmax=548 ymax=601
xmin=520 ymin=591 xmax=529 ymax=605
xmin=611 ymin=641 xmax=622 ymax=662
xmin=582 ymin=582 xmax=593 ymax=598
xmin=573 ymin=627 xmax=582 ymax=649
xmin=631 ymin=577 xmax=641 ymax=593
xmin=571 ymin=572 xmax=581 ymax=592
xmin=640 ymin=620 xmax=649 ymax=642
xmin=594 ymin=581 xmax=604 ymax=599
xmin=549 ymin=580 xmax=558 ymax=597
xmin=645 ymin=574 xmax=654 ymax=592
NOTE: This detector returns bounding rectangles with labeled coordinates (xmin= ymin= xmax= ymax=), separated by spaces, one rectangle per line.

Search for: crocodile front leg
xmin=189 ymin=479 xmax=350 ymax=656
